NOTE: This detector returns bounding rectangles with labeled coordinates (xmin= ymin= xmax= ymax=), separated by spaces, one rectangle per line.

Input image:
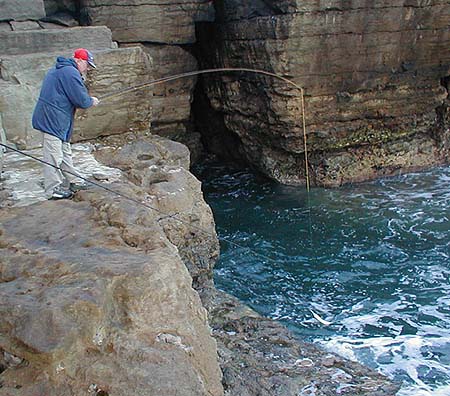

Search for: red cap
xmin=73 ymin=48 xmax=96 ymax=68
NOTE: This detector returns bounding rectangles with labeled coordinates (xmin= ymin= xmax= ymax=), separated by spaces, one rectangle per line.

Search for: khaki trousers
xmin=42 ymin=133 xmax=83 ymax=197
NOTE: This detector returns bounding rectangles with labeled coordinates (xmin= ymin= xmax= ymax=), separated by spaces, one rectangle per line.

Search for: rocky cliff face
xmin=0 ymin=135 xmax=223 ymax=396
xmin=0 ymin=0 xmax=211 ymax=152
xmin=0 ymin=1 xmax=428 ymax=394
xmin=195 ymin=0 xmax=450 ymax=186
xmin=79 ymin=0 xmax=214 ymax=44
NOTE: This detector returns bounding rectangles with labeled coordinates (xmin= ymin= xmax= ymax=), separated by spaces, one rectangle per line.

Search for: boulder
xmin=80 ymin=0 xmax=215 ymax=44
xmin=195 ymin=1 xmax=450 ymax=186
xmin=0 ymin=0 xmax=45 ymax=22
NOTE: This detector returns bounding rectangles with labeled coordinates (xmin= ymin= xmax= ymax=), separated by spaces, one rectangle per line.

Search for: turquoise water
xmin=194 ymin=161 xmax=450 ymax=396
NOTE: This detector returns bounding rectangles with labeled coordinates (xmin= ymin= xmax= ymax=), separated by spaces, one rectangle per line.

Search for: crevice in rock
xmin=191 ymin=15 xmax=251 ymax=166
xmin=214 ymin=0 xmax=286 ymax=22
xmin=43 ymin=0 xmax=82 ymax=26
xmin=0 ymin=349 xmax=27 ymax=373
xmin=440 ymin=75 xmax=450 ymax=98
xmin=191 ymin=69 xmax=245 ymax=164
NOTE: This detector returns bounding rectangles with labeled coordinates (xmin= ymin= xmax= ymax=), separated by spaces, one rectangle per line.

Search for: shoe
xmin=49 ymin=188 xmax=73 ymax=200
xmin=69 ymin=182 xmax=89 ymax=192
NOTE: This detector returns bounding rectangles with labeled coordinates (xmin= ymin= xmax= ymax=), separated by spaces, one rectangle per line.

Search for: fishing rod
xmin=2 ymin=67 xmax=327 ymax=327
xmin=98 ymin=67 xmax=311 ymax=191
xmin=3 ymin=69 xmax=320 ymax=320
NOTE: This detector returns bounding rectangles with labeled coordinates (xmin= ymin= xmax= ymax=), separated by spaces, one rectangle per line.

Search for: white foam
xmin=318 ymin=332 xmax=450 ymax=391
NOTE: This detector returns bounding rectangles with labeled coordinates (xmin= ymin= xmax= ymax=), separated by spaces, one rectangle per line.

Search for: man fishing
xmin=32 ymin=48 xmax=99 ymax=200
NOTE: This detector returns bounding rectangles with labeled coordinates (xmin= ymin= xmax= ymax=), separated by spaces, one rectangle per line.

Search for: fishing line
xmin=1 ymin=68 xmax=314 ymax=260
xmin=140 ymin=71 xmax=330 ymax=325
xmin=0 ymin=142 xmax=280 ymax=264
xmin=100 ymin=67 xmax=316 ymax=246
xmin=99 ymin=67 xmax=311 ymax=191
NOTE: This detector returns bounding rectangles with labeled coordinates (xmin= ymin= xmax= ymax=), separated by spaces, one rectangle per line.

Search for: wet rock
xmin=202 ymin=289 xmax=401 ymax=396
xmin=1 ymin=351 xmax=24 ymax=368
xmin=0 ymin=133 xmax=402 ymax=395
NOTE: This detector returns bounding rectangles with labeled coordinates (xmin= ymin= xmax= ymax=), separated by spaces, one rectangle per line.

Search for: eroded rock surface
xmin=93 ymin=133 xmax=219 ymax=289
xmin=0 ymin=135 xmax=223 ymax=396
xmin=195 ymin=1 xmax=450 ymax=186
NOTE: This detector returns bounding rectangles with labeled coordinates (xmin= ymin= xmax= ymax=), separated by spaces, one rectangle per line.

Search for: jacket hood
xmin=55 ymin=56 xmax=78 ymax=70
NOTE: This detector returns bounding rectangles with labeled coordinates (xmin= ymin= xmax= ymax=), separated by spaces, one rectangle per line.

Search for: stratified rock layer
xmin=83 ymin=0 xmax=213 ymax=156
xmin=0 ymin=26 xmax=112 ymax=55
xmin=196 ymin=0 xmax=450 ymax=186
xmin=142 ymin=44 xmax=198 ymax=139
xmin=80 ymin=0 xmax=215 ymax=44
xmin=0 ymin=0 xmax=45 ymax=21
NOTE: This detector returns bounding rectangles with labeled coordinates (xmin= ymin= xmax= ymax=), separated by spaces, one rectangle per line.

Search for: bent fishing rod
xmin=98 ymin=67 xmax=311 ymax=191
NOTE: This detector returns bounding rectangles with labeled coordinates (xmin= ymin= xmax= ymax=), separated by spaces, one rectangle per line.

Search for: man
xmin=32 ymin=48 xmax=100 ymax=200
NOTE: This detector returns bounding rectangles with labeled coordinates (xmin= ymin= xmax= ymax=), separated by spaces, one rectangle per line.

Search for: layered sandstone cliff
xmin=0 ymin=0 xmax=209 ymax=151
xmin=0 ymin=1 xmax=430 ymax=394
xmin=0 ymin=20 xmax=152 ymax=149
xmin=195 ymin=0 xmax=450 ymax=186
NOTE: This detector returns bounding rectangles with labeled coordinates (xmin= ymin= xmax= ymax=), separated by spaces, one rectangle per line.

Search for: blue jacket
xmin=32 ymin=57 xmax=93 ymax=142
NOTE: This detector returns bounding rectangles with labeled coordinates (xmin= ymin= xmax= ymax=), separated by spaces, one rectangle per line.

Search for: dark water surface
xmin=194 ymin=160 xmax=450 ymax=396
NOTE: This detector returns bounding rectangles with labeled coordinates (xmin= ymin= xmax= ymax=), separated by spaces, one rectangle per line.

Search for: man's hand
xmin=91 ymin=97 xmax=100 ymax=107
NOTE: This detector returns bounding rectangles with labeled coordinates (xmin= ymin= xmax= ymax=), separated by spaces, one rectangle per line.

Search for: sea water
xmin=194 ymin=160 xmax=450 ymax=395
